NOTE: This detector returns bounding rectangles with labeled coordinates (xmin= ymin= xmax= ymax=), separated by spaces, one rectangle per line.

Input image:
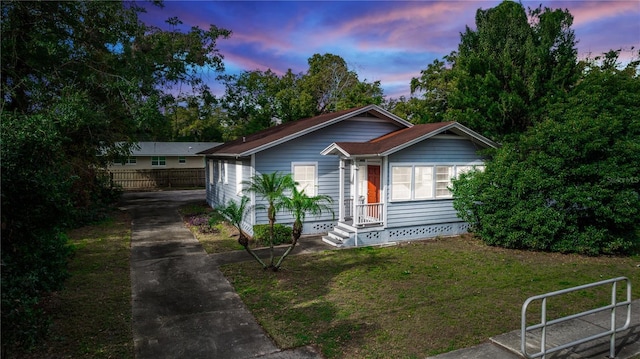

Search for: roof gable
xmin=198 ymin=105 xmax=412 ymax=157
xmin=321 ymin=122 xmax=499 ymax=157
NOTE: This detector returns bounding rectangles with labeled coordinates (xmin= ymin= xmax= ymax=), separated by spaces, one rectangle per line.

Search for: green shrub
xmin=452 ymin=57 xmax=640 ymax=255
xmin=253 ymin=224 xmax=293 ymax=247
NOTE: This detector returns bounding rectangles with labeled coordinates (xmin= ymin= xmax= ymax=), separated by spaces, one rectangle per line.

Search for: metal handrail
xmin=521 ymin=276 xmax=631 ymax=359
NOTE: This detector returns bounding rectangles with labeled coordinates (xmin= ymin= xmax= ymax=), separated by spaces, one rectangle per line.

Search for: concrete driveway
xmin=121 ymin=190 xmax=322 ymax=359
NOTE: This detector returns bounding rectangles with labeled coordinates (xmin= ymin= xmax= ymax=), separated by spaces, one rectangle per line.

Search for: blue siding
xmin=206 ymin=158 xmax=253 ymax=233
xmin=389 ymin=136 xmax=485 ymax=163
xmin=385 ymin=136 xmax=486 ymax=229
xmin=253 ymin=117 xmax=402 ymax=232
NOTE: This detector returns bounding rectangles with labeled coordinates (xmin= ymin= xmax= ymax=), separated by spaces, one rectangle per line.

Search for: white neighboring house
xmin=109 ymin=142 xmax=221 ymax=170
xmin=107 ymin=142 xmax=221 ymax=190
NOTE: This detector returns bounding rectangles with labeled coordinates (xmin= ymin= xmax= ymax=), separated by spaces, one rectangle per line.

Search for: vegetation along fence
xmin=108 ymin=169 xmax=205 ymax=190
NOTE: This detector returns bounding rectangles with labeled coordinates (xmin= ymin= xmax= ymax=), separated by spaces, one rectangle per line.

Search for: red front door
xmin=367 ymin=165 xmax=380 ymax=204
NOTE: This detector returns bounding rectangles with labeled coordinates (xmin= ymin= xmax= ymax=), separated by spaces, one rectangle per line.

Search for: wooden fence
xmin=107 ymin=169 xmax=206 ymax=190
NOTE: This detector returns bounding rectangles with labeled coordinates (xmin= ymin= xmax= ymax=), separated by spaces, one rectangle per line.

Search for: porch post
xmin=353 ymin=162 xmax=359 ymax=225
xmin=338 ymin=158 xmax=345 ymax=222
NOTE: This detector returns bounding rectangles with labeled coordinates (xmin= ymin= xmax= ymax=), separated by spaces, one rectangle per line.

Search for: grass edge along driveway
xmin=12 ymin=210 xmax=134 ymax=359
xmin=220 ymin=235 xmax=640 ymax=359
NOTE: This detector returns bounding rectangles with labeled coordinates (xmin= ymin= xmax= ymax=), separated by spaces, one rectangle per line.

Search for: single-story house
xmin=107 ymin=141 xmax=221 ymax=190
xmin=199 ymin=105 xmax=498 ymax=247
xmin=108 ymin=142 xmax=221 ymax=170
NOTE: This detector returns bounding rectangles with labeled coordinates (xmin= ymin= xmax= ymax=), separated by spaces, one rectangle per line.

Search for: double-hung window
xmin=236 ymin=161 xmax=243 ymax=194
xmin=293 ymin=163 xmax=316 ymax=196
xmin=209 ymin=160 xmax=214 ymax=184
xmin=391 ymin=167 xmax=412 ymax=200
xmin=414 ymin=166 xmax=434 ymax=199
xmin=218 ymin=161 xmax=228 ymax=183
xmin=435 ymin=166 xmax=455 ymax=198
xmin=151 ymin=156 xmax=165 ymax=166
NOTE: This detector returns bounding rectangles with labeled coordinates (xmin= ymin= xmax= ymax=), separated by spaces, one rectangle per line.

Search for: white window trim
xmin=209 ymin=160 xmax=214 ymax=185
xmin=178 ymin=156 xmax=186 ymax=164
xmin=291 ymin=162 xmax=318 ymax=196
xmin=223 ymin=161 xmax=229 ymax=184
xmin=236 ymin=161 xmax=243 ymax=195
xmin=151 ymin=156 xmax=166 ymax=167
xmin=389 ymin=163 xmax=485 ymax=202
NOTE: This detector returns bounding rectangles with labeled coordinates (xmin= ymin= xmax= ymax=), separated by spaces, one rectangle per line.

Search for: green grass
xmin=220 ymin=235 xmax=640 ymax=359
xmin=14 ymin=211 xmax=133 ymax=359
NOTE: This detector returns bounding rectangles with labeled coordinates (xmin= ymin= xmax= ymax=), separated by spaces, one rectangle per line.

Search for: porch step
xmin=322 ymin=235 xmax=344 ymax=247
xmin=322 ymin=224 xmax=356 ymax=247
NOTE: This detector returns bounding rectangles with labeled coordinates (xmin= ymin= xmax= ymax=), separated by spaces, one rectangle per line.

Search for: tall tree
xmin=408 ymin=54 xmax=457 ymax=123
xmin=441 ymin=1 xmax=578 ymax=140
xmin=302 ymin=53 xmax=382 ymax=113
xmin=0 ymin=1 xmax=230 ymax=351
xmin=218 ymin=53 xmax=383 ymax=139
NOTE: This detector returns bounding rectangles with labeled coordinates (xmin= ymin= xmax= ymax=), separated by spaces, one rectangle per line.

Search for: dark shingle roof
xmin=198 ymin=105 xmax=412 ymax=157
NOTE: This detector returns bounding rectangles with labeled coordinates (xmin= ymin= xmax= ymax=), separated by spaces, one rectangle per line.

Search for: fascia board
xmin=320 ymin=143 xmax=352 ymax=158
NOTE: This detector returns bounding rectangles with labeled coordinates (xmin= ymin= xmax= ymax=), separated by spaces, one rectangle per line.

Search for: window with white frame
xmin=151 ymin=156 xmax=166 ymax=166
xmin=391 ymin=166 xmax=412 ymax=200
xmin=209 ymin=160 xmax=214 ymax=184
xmin=414 ymin=166 xmax=434 ymax=199
xmin=117 ymin=156 xmax=136 ymax=165
xmin=178 ymin=156 xmax=186 ymax=164
xmin=391 ymin=164 xmax=483 ymax=201
xmin=236 ymin=161 xmax=243 ymax=194
xmin=217 ymin=161 xmax=229 ymax=184
xmin=435 ymin=166 xmax=455 ymax=198
xmin=293 ymin=163 xmax=316 ymax=196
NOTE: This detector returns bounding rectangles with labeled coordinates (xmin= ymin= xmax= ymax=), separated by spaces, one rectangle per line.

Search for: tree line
xmin=1 ymin=0 xmax=638 ymax=353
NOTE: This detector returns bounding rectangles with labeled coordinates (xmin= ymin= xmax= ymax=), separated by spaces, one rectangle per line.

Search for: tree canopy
xmin=217 ymin=53 xmax=383 ymax=140
xmin=397 ymin=1 xmax=579 ymax=141
xmin=451 ymin=51 xmax=640 ymax=255
xmin=1 ymin=0 xmax=230 ymax=351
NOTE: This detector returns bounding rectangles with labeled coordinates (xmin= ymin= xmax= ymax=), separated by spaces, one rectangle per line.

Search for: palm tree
xmin=275 ymin=187 xmax=333 ymax=270
xmin=216 ymin=196 xmax=267 ymax=269
xmin=242 ymin=172 xmax=296 ymax=268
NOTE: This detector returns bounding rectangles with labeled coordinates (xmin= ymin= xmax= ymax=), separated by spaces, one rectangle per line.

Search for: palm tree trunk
xmin=273 ymin=221 xmax=302 ymax=270
xmin=239 ymin=232 xmax=267 ymax=269
xmin=268 ymin=205 xmax=276 ymax=267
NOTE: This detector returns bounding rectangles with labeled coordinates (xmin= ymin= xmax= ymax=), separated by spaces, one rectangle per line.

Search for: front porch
xmin=322 ymin=157 xmax=387 ymax=247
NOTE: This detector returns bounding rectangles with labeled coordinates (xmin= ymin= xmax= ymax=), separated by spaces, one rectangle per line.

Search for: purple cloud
xmin=138 ymin=1 xmax=639 ymax=98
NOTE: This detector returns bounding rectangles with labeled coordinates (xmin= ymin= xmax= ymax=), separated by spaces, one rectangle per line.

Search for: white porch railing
xmin=355 ymin=203 xmax=384 ymax=226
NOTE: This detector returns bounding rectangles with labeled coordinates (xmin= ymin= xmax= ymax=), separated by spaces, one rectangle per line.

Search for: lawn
xmin=13 ymin=210 xmax=134 ymax=359
xmin=220 ymin=235 xmax=640 ymax=359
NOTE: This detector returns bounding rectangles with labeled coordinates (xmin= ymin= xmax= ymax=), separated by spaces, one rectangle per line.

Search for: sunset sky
xmin=139 ymin=1 xmax=640 ymax=99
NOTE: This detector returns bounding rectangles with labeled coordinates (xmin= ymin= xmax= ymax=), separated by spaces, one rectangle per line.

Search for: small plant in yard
xmin=187 ymin=214 xmax=219 ymax=234
xmin=180 ymin=202 xmax=243 ymax=253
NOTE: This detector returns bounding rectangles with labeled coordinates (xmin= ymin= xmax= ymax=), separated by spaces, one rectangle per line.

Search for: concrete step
xmin=321 ymin=235 xmax=343 ymax=247
xmin=333 ymin=225 xmax=355 ymax=237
